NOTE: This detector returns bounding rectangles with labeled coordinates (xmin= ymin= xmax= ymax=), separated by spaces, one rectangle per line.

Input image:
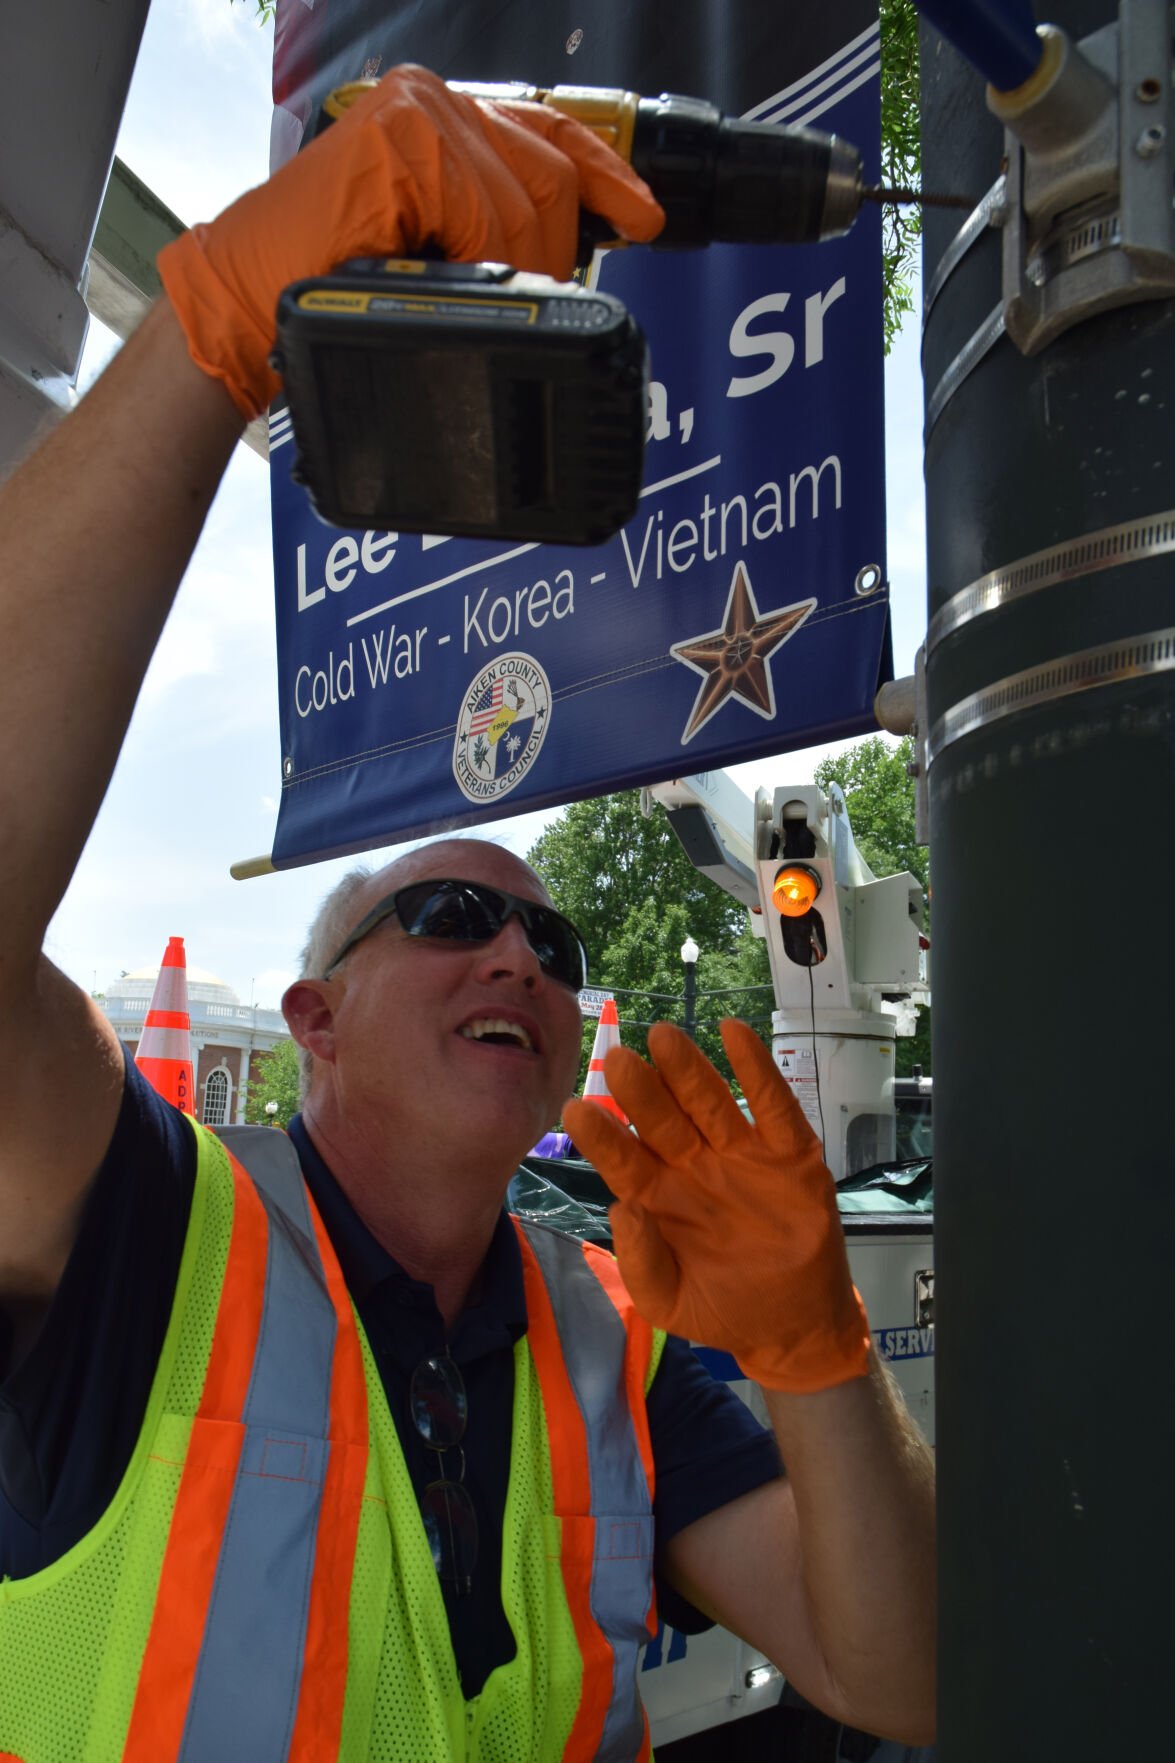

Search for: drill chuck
xmin=630 ymin=94 xmax=863 ymax=247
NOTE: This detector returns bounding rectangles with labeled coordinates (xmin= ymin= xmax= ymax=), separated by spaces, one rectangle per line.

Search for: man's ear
xmin=282 ymin=980 xmax=337 ymax=1065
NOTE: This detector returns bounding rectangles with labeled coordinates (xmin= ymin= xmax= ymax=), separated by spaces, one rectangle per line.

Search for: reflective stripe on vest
xmin=187 ymin=1130 xmax=337 ymax=1761
xmin=515 ymin=1221 xmax=656 ymax=1763
xmin=125 ymin=1129 xmax=360 ymax=1763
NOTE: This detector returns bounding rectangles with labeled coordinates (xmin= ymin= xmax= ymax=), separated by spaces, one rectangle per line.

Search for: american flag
xmin=468 ymin=680 xmax=505 ymax=736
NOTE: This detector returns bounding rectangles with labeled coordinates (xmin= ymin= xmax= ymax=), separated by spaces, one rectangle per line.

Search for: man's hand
xmin=158 ymin=64 xmax=665 ymax=418
xmin=563 ymin=1018 xmax=870 ymax=1392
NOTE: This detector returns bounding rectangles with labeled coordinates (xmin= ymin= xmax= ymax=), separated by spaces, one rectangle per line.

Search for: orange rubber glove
xmin=563 ymin=1018 xmax=871 ymax=1394
xmin=157 ymin=64 xmax=665 ymax=419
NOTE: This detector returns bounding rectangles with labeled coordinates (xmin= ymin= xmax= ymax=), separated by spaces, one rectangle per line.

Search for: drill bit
xmin=863 ymin=184 xmax=976 ymax=211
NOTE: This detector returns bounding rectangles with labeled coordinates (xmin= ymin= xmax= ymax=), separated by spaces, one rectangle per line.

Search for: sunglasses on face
xmin=321 ymin=878 xmax=589 ymax=991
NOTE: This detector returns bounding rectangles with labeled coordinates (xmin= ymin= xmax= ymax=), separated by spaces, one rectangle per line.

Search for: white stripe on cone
xmin=136 ymin=1026 xmax=194 ymax=1062
xmin=580 ymin=999 xmax=628 ymax=1125
xmin=147 ymin=961 xmax=190 ymax=1014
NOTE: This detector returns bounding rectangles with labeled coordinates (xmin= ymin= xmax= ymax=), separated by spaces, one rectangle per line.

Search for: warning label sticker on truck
xmin=774 ymin=1046 xmax=823 ymax=1134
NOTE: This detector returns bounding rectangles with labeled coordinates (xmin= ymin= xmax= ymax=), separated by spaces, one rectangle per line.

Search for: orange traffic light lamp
xmin=772 ymin=864 xmax=822 ymax=918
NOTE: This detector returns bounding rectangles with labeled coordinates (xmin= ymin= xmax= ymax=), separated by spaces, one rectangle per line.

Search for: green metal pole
xmin=921 ymin=6 xmax=1175 ymax=1755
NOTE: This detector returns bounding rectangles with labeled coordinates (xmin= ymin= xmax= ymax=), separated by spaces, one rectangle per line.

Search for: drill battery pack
xmin=271 ymin=259 xmax=649 ymax=546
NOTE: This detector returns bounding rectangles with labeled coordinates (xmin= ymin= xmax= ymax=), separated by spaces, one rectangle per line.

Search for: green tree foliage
xmin=879 ymin=0 xmax=921 ymax=353
xmin=815 ymin=735 xmax=926 ymax=891
xmin=528 ymin=792 xmax=772 ymax=1092
xmin=529 ymin=791 xmax=744 ymax=971
xmin=244 ymin=1036 xmax=301 ymax=1126
xmin=814 ymin=735 xmax=931 ymax=1075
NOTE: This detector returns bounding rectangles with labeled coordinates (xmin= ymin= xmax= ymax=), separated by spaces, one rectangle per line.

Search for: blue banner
xmin=268 ymin=14 xmax=888 ymax=866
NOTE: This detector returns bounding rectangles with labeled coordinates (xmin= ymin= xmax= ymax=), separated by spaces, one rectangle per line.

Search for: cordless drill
xmin=272 ymin=81 xmax=872 ymax=546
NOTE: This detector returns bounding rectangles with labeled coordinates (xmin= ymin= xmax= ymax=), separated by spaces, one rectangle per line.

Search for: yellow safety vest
xmin=0 ymin=1120 xmax=665 ymax=1761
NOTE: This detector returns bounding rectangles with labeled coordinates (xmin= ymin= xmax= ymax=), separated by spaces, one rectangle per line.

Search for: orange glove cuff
xmin=158 ymin=226 xmax=277 ymax=422
xmin=734 ymin=1284 xmax=872 ymax=1394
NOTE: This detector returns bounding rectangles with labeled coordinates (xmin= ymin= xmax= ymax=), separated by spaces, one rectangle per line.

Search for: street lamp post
xmin=264 ymin=1100 xmax=279 ymax=1128
xmin=680 ymin=936 xmax=700 ymax=1040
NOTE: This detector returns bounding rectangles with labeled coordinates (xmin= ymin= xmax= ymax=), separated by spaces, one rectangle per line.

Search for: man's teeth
xmin=460 ymin=1018 xmax=534 ymax=1051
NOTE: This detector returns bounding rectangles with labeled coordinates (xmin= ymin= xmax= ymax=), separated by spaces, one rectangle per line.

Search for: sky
xmin=46 ymin=0 xmax=928 ymax=1009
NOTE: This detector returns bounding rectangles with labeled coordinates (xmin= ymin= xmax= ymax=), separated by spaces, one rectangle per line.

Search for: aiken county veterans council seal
xmin=452 ymin=653 xmax=552 ymax=805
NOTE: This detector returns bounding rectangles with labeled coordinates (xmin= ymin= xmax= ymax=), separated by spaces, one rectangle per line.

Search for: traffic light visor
xmin=773 ymin=864 xmax=821 ymax=917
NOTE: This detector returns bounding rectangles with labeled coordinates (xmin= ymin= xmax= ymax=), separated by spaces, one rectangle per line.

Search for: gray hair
xmin=294 ymin=864 xmax=374 ymax=1098
xmin=290 ymin=835 xmax=549 ymax=1100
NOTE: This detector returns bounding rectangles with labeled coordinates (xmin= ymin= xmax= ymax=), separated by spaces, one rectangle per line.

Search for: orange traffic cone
xmin=580 ymin=998 xmax=628 ymax=1125
xmin=134 ymin=936 xmax=196 ymax=1115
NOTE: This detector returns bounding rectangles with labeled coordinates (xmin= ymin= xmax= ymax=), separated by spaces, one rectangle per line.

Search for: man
xmin=0 ymin=69 xmax=934 ymax=1758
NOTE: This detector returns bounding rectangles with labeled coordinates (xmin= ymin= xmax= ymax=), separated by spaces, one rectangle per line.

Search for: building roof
xmin=114 ymin=964 xmax=239 ymax=1006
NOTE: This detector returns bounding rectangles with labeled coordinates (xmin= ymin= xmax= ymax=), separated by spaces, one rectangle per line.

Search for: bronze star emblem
xmin=670 ymin=561 xmax=816 ymax=744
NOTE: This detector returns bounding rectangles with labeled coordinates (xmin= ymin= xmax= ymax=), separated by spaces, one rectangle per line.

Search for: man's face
xmin=322 ymin=841 xmax=584 ymax=1161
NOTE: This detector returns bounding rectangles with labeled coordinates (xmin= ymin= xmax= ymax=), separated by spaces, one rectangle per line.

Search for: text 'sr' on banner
xmin=267 ymin=1 xmax=889 ymax=868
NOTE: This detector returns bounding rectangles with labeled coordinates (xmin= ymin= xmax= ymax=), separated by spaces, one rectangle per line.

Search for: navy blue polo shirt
xmin=0 ymin=1059 xmax=782 ymax=1696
